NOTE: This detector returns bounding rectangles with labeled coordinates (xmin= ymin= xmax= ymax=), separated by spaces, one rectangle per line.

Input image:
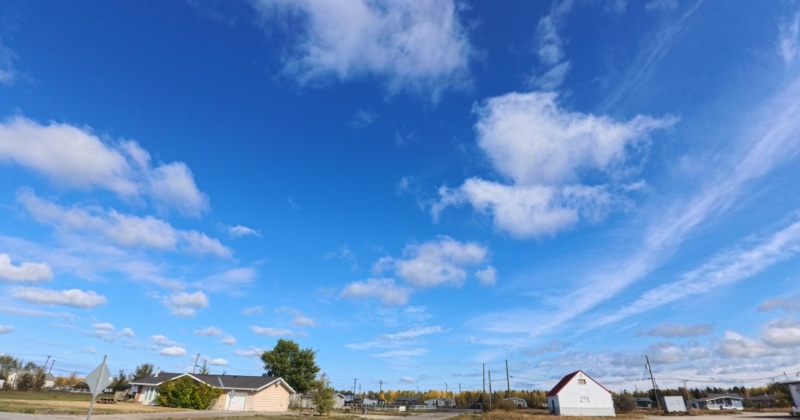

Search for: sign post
xmin=85 ymin=355 xmax=114 ymax=420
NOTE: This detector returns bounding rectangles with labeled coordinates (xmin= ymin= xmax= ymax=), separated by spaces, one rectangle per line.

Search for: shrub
xmin=494 ymin=400 xmax=517 ymax=411
xmin=614 ymin=395 xmax=637 ymax=413
xmin=156 ymin=376 xmax=222 ymax=410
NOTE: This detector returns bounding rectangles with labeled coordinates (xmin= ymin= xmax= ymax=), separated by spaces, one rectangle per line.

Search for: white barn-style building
xmin=546 ymin=370 xmax=616 ymax=417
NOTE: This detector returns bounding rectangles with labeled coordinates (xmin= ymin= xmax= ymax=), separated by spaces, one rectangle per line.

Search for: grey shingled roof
xmin=130 ymin=372 xmax=292 ymax=392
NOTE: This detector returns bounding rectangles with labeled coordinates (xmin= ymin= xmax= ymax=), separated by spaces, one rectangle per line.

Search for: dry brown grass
xmin=449 ymin=410 xmax=648 ymax=420
xmin=0 ymin=391 xmax=192 ymax=415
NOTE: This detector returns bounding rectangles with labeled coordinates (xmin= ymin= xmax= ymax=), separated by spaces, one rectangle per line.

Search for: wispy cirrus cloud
xmin=252 ymin=0 xmax=474 ymax=101
xmin=0 ymin=116 xmax=208 ymax=216
xmin=250 ymin=326 xmax=298 ymax=337
xmin=778 ymin=9 xmax=800 ymax=64
xmin=636 ymin=323 xmax=713 ymax=338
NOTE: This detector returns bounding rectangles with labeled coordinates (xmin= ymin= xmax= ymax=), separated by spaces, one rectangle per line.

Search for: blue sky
xmin=1 ymin=0 xmax=800 ymax=395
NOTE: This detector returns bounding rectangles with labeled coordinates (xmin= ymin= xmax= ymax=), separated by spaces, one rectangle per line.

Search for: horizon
xmin=1 ymin=1 xmax=799 ymax=395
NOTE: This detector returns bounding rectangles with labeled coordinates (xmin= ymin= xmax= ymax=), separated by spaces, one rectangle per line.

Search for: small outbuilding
xmin=546 ymin=370 xmax=616 ymax=417
xmin=689 ymin=394 xmax=743 ymax=411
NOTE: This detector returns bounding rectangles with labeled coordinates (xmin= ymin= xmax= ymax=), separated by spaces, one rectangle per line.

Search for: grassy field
xmin=0 ymin=390 xmax=191 ymax=415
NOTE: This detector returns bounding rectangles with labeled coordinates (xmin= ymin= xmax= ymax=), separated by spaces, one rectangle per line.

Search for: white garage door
xmin=228 ymin=391 xmax=246 ymax=411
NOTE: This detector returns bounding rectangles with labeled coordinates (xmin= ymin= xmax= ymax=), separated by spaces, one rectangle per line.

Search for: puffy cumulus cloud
xmin=475 ymin=266 xmax=497 ymax=286
xmin=9 ymin=287 xmax=106 ymax=308
xmin=636 ymin=323 xmax=713 ymax=338
xmin=253 ymin=0 xmax=473 ymax=100
xmin=250 ymin=326 xmax=297 ymax=337
xmin=92 ymin=322 xmax=114 ymax=332
xmin=760 ymin=318 xmax=800 ymax=347
xmin=221 ymin=336 xmax=236 ymax=346
xmin=276 ymin=307 xmax=317 ymax=327
xmin=0 ymin=254 xmax=53 ymax=283
xmin=759 ymin=294 xmax=800 ymax=313
xmin=207 ymin=358 xmax=228 ymax=366
xmin=390 ymin=236 xmax=491 ymax=288
xmin=194 ymin=326 xmax=223 ymax=337
xmin=0 ymin=325 xmax=13 ymax=333
xmin=529 ymin=0 xmax=574 ymax=90
xmin=166 ymin=291 xmax=209 ymax=317
xmin=718 ymin=330 xmax=776 ymax=358
xmin=399 ymin=376 xmax=417 ymax=384
xmin=341 ymin=278 xmax=413 ymax=306
xmin=159 ymin=345 xmax=187 ymax=356
xmin=119 ymin=327 xmax=135 ymax=337
xmin=234 ymin=346 xmax=263 ymax=358
xmin=434 ymin=92 xmax=674 ymax=238
xmin=150 ymin=334 xmax=178 ymax=346
xmin=225 ymin=224 xmax=261 ymax=238
xmin=17 ymin=190 xmax=230 ymax=257
xmin=647 ymin=342 xmax=684 ymax=364
xmin=0 ymin=116 xmax=208 ymax=216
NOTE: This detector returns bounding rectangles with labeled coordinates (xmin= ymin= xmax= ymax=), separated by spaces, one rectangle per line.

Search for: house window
xmin=578 ymin=379 xmax=586 ymax=385
xmin=580 ymin=396 xmax=590 ymax=403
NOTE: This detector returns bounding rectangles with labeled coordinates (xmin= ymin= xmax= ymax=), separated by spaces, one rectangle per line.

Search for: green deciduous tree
xmin=260 ymin=339 xmax=320 ymax=394
xmin=311 ymin=376 xmax=336 ymax=415
xmin=156 ymin=376 xmax=222 ymax=409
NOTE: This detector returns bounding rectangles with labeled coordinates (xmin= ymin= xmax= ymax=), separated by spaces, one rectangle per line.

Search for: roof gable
xmin=546 ymin=370 xmax=611 ymax=397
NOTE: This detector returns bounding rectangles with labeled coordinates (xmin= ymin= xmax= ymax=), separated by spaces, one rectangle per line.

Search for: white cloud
xmin=348 ymin=325 xmax=447 ymax=351
xmin=226 ymin=224 xmax=261 ymax=238
xmin=779 ymin=10 xmax=800 ymax=64
xmin=761 ymin=318 xmax=800 ymax=347
xmin=645 ymin=0 xmax=678 ymax=12
xmin=242 ymin=305 xmax=264 ymax=315
xmin=194 ymin=326 xmax=223 ymax=337
xmin=351 ymin=109 xmax=377 ymax=128
xmin=208 ymin=358 xmax=228 ymax=366
xmin=234 ymin=347 xmax=263 ymax=358
xmin=372 ymin=347 xmax=426 ymax=363
xmin=384 ymin=236 xmax=490 ymax=288
xmin=530 ymin=0 xmax=574 ymax=90
xmin=221 ymin=336 xmax=236 ymax=346
xmin=434 ymin=92 xmax=673 ymax=238
xmin=150 ymin=334 xmax=178 ymax=346
xmin=718 ymin=330 xmax=776 ymax=358
xmin=0 ymin=116 xmax=208 ymax=216
xmin=0 ymin=325 xmax=13 ymax=333
xmin=277 ymin=307 xmax=317 ymax=327
xmin=0 ymin=39 xmax=17 ymax=84
xmin=166 ymin=291 xmax=209 ymax=317
xmin=160 ymin=345 xmax=187 ymax=356
xmin=399 ymin=376 xmax=417 ymax=384
xmin=9 ymin=287 xmax=106 ymax=308
xmin=17 ymin=190 xmax=230 ymax=257
xmin=92 ymin=322 xmax=114 ymax=332
xmin=596 ymin=217 xmax=800 ymax=327
xmin=475 ymin=266 xmax=497 ymax=286
xmin=341 ymin=278 xmax=413 ymax=306
xmin=636 ymin=323 xmax=713 ymax=338
xmin=647 ymin=342 xmax=683 ymax=364
xmin=194 ymin=268 xmax=256 ymax=292
xmin=0 ymin=254 xmax=52 ymax=283
xmin=759 ymin=294 xmax=800 ymax=313
xmin=82 ymin=346 xmax=96 ymax=354
xmin=119 ymin=327 xmax=135 ymax=337
xmin=250 ymin=326 xmax=296 ymax=337
xmin=253 ymin=0 xmax=473 ymax=100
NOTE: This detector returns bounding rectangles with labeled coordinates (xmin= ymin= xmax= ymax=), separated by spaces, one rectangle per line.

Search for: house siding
xmin=250 ymin=383 xmax=292 ymax=411
xmin=547 ymin=371 xmax=615 ymax=417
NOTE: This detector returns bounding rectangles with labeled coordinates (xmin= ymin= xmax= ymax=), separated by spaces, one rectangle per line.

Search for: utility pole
xmin=353 ymin=378 xmax=358 ymax=395
xmin=459 ymin=383 xmax=462 ymax=394
xmin=482 ymin=364 xmax=486 ymax=404
xmin=505 ymin=360 xmax=511 ymax=398
xmin=192 ymin=353 xmax=200 ymax=374
xmin=488 ymin=371 xmax=493 ymax=409
xmin=379 ymin=380 xmax=383 ymax=394
xmin=645 ymin=355 xmax=661 ymax=411
xmin=43 ymin=355 xmax=51 ymax=370
xmin=48 ymin=360 xmax=56 ymax=374
xmin=683 ymin=380 xmax=691 ymax=410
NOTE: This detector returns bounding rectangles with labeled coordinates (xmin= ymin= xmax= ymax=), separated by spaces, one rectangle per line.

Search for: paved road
xmin=0 ymin=409 xmax=472 ymax=420
xmin=646 ymin=412 xmax=794 ymax=420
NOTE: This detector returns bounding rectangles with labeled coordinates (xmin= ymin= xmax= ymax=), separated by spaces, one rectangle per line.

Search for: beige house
xmin=130 ymin=372 xmax=295 ymax=412
xmin=6 ymin=370 xmax=56 ymax=389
